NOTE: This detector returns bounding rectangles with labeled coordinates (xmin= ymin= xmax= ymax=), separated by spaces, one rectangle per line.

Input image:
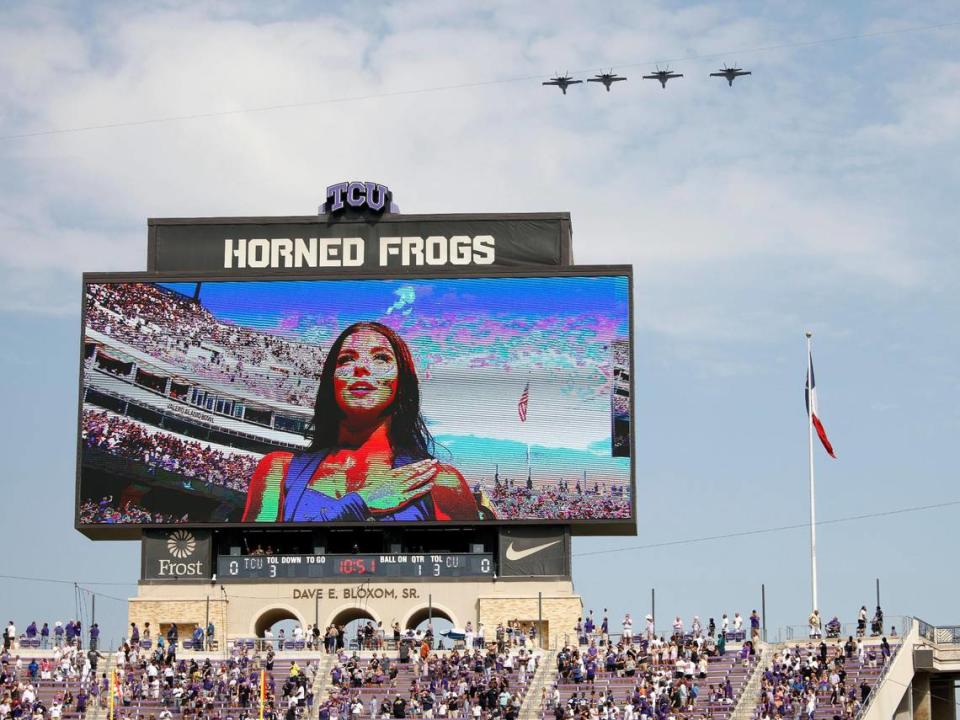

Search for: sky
xmin=1 ymin=0 xmax=959 ymax=646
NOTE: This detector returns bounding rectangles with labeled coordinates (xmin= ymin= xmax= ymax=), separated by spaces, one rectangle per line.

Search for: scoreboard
xmin=218 ymin=553 xmax=494 ymax=579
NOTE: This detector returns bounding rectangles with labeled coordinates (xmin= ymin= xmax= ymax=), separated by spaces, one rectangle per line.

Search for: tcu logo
xmin=325 ymin=182 xmax=392 ymax=214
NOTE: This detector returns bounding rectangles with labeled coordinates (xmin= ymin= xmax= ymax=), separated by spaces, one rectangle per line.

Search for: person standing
xmin=622 ymin=614 xmax=633 ymax=644
xmin=3 ymin=621 xmax=15 ymax=651
xmin=750 ymin=611 xmax=761 ymax=643
xmin=857 ymin=606 xmax=867 ymax=638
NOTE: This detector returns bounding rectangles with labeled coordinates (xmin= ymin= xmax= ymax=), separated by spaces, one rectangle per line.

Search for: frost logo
xmin=166 ymin=531 xmax=196 ymax=559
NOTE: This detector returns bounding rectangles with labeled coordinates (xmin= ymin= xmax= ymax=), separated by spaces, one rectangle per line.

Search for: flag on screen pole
xmin=518 ymin=383 xmax=529 ymax=422
xmin=805 ymin=352 xmax=836 ymax=458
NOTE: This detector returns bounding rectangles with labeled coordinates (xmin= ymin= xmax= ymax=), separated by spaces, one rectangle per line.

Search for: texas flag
xmin=805 ymin=352 xmax=836 ymax=458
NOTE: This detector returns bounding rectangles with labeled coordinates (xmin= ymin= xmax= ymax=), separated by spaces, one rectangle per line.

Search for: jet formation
xmin=543 ymin=65 xmax=751 ymax=93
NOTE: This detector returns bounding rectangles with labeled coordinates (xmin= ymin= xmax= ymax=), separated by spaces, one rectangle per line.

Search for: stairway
xmin=520 ymin=650 xmax=557 ymax=720
xmin=730 ymin=644 xmax=766 ymax=720
xmin=310 ymin=652 xmax=339 ymax=706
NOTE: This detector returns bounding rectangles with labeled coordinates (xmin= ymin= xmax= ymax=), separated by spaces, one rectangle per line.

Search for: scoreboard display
xmin=78 ymin=269 xmax=634 ymax=534
xmin=218 ymin=552 xmax=494 ymax=579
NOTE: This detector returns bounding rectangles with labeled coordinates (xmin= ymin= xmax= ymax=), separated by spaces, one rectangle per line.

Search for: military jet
xmin=587 ymin=70 xmax=627 ymax=91
xmin=542 ymin=74 xmax=582 ymax=95
xmin=710 ymin=65 xmax=751 ymax=86
xmin=642 ymin=67 xmax=683 ymax=89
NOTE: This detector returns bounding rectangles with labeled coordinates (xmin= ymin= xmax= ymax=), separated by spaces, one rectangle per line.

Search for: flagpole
xmin=806 ymin=330 xmax=819 ymax=613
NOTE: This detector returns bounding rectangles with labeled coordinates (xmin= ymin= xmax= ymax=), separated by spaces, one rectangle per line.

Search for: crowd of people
xmin=755 ymin=637 xmax=893 ymax=720
xmin=485 ymin=482 xmax=631 ymax=521
xmin=83 ymin=408 xmax=258 ymax=494
xmin=78 ymin=498 xmax=189 ymax=525
xmin=547 ymin=630 xmax=759 ymax=720
xmin=0 ymin=647 xmax=104 ymax=719
xmin=6 ymin=621 xmax=102 ymax=652
xmin=109 ymin=640 xmax=318 ymax=720
xmin=324 ymin=644 xmax=536 ymax=720
xmin=86 ymin=283 xmax=324 ymax=408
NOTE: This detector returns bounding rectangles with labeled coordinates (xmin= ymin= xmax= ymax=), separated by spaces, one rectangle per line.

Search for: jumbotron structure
xmin=76 ymin=183 xmax=634 ymax=646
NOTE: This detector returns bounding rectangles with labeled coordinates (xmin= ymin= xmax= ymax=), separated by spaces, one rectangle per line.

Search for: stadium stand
xmin=82 ymin=408 xmax=259 ymax=494
xmin=753 ymin=638 xmax=899 ymax=720
xmin=0 ymin=614 xmax=914 ymax=720
xmin=324 ymin=645 xmax=535 ymax=720
xmin=86 ymin=283 xmax=324 ymax=408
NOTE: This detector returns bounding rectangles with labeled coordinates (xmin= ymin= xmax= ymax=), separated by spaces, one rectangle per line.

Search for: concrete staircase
xmin=730 ymin=644 xmax=766 ymax=720
xmin=520 ymin=650 xmax=556 ymax=720
xmin=89 ymin=653 xmax=116 ymax=720
xmin=310 ymin=652 xmax=339 ymax=704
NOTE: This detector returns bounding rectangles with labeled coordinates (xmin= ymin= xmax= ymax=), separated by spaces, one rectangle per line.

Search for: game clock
xmin=218 ymin=552 xmax=494 ymax=579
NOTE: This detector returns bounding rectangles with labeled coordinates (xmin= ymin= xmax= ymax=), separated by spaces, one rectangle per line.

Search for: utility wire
xmin=573 ymin=499 xmax=960 ymax=558
xmin=1 ymin=18 xmax=957 ymax=141
xmin=0 ymin=499 xmax=955 ymax=586
xmin=0 ymin=573 xmax=135 ymax=604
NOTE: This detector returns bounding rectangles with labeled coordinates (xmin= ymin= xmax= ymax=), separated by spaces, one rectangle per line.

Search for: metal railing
xmin=777 ymin=616 xmax=909 ymax=644
xmin=916 ymin=618 xmax=960 ymax=644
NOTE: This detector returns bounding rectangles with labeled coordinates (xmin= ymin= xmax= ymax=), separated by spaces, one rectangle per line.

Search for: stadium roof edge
xmin=147 ymin=212 xmax=573 ymax=226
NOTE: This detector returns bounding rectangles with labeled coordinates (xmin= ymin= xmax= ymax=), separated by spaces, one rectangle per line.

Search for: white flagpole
xmin=806 ymin=331 xmax=819 ymax=613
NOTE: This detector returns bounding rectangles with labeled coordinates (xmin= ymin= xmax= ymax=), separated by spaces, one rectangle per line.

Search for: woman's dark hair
xmin=306 ymin=321 xmax=433 ymax=458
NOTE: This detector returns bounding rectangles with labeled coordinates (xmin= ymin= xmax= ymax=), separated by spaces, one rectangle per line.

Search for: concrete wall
xmin=130 ymin=577 xmax=579 ymax=648
xmin=863 ymin=622 xmax=919 ymax=720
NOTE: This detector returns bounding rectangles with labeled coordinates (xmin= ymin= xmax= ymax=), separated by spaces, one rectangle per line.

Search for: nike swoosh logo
xmin=505 ymin=540 xmax=561 ymax=561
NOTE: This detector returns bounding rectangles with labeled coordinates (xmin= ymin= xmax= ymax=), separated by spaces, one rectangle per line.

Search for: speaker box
xmin=913 ymin=648 xmax=934 ymax=670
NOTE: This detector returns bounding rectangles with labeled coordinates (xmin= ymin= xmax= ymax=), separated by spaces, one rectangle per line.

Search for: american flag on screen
xmin=518 ymin=383 xmax=529 ymax=422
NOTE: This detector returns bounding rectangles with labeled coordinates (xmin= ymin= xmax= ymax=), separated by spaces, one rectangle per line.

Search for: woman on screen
xmin=242 ymin=321 xmax=480 ymax=522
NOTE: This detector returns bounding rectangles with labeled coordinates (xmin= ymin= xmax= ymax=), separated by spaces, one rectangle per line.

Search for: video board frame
xmin=76 ymin=264 xmax=635 ymax=539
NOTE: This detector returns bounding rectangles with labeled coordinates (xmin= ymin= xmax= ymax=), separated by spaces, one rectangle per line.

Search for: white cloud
xmin=0 ymin=0 xmax=956 ymax=380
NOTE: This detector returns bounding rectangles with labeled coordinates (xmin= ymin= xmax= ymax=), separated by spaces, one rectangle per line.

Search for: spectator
xmin=192 ymin=625 xmax=204 ymax=650
xmin=750 ymin=610 xmax=761 ymax=642
xmin=857 ymin=605 xmax=868 ymax=638
xmin=4 ymin=620 xmax=16 ymax=651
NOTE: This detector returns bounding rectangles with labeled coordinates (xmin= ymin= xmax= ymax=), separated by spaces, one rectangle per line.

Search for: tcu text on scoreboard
xmin=217 ymin=552 xmax=494 ymax=579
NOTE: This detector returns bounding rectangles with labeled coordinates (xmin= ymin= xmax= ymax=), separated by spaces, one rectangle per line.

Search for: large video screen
xmin=78 ymin=270 xmax=633 ymax=529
